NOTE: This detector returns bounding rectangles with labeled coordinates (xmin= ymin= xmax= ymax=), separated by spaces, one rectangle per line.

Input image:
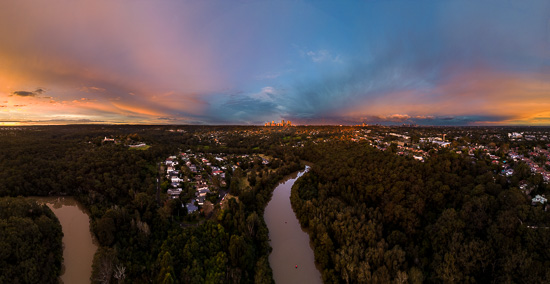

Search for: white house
xmin=413 ymin=155 xmax=424 ymax=162
xmin=532 ymin=195 xmax=547 ymax=205
xmin=171 ymin=176 xmax=183 ymax=183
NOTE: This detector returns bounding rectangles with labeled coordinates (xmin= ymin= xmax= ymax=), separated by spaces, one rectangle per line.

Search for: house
xmin=508 ymin=153 xmax=521 ymax=160
xmin=508 ymin=132 xmax=523 ymax=139
xmin=171 ymin=176 xmax=183 ymax=183
xmin=186 ymin=202 xmax=198 ymax=213
xmin=413 ymin=155 xmax=424 ymax=162
xmin=532 ymin=195 xmax=547 ymax=205
xmin=196 ymin=186 xmax=210 ymax=197
xmin=433 ymin=141 xmax=451 ymax=147
xmin=167 ymin=188 xmax=182 ymax=199
xmin=166 ymin=171 xmax=179 ymax=179
xmin=196 ymin=196 xmax=206 ymax=206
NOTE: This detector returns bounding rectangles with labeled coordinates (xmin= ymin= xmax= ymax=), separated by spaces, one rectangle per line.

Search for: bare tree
xmin=95 ymin=256 xmax=113 ymax=284
xmin=114 ymin=264 xmax=126 ymax=283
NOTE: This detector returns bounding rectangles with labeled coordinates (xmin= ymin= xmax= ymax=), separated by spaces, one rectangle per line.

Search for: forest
xmin=292 ymin=141 xmax=550 ymax=283
xmin=2 ymin=125 xmax=550 ymax=283
xmin=151 ymin=150 xmax=302 ymax=283
xmin=0 ymin=125 xmax=301 ymax=283
xmin=0 ymin=197 xmax=63 ymax=284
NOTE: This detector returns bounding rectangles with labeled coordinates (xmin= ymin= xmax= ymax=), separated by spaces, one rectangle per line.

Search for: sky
xmin=1 ymin=0 xmax=549 ymax=126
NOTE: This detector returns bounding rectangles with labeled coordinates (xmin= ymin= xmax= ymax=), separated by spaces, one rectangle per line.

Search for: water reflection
xmin=31 ymin=196 xmax=97 ymax=284
xmin=264 ymin=167 xmax=322 ymax=284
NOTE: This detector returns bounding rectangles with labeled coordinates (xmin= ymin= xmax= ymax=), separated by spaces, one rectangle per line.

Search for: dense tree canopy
xmin=154 ymin=159 xmax=302 ymax=283
xmin=0 ymin=197 xmax=63 ymax=284
xmin=0 ymin=125 xmax=301 ymax=283
xmin=4 ymin=125 xmax=548 ymax=283
xmin=292 ymin=141 xmax=550 ymax=283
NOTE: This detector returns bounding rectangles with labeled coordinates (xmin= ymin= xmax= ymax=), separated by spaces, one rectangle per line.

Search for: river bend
xmin=264 ymin=167 xmax=322 ymax=284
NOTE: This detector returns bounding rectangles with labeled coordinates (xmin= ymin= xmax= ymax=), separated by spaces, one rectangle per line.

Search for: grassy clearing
xmin=129 ymin=145 xmax=151 ymax=150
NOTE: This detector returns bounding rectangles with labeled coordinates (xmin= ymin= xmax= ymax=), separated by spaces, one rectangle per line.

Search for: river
xmin=264 ymin=167 xmax=323 ymax=284
xmin=32 ymin=197 xmax=98 ymax=284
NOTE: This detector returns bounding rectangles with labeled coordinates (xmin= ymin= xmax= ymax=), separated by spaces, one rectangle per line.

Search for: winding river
xmin=32 ymin=197 xmax=97 ymax=284
xmin=264 ymin=167 xmax=323 ymax=284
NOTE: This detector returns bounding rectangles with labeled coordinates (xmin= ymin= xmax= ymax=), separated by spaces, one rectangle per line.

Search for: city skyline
xmin=1 ymin=1 xmax=549 ymax=126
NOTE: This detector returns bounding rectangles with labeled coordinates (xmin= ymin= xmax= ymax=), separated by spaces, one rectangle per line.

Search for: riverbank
xmin=264 ymin=167 xmax=322 ymax=284
xmin=31 ymin=196 xmax=98 ymax=284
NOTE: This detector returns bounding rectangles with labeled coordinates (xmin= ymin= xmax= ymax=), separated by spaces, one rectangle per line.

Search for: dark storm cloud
xmin=11 ymin=88 xmax=46 ymax=97
xmin=12 ymin=91 xmax=36 ymax=97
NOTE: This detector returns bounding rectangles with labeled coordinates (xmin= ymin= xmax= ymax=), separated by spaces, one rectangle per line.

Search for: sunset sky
xmin=1 ymin=1 xmax=549 ymax=126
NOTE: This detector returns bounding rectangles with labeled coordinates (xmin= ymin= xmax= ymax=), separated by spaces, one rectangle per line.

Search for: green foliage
xmin=157 ymin=252 xmax=175 ymax=284
xmin=0 ymin=125 xmax=315 ymax=282
xmin=154 ymin=160 xmax=301 ymax=283
xmin=0 ymin=197 xmax=63 ymax=284
xmin=292 ymin=141 xmax=550 ymax=283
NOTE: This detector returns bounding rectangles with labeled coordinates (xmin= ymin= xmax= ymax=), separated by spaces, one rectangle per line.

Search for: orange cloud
xmin=342 ymin=68 xmax=550 ymax=125
xmin=0 ymin=1 xmax=227 ymax=125
xmin=110 ymin=102 xmax=165 ymax=117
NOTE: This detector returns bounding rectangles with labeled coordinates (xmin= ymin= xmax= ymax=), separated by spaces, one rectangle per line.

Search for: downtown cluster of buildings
xmin=264 ymin=120 xmax=292 ymax=127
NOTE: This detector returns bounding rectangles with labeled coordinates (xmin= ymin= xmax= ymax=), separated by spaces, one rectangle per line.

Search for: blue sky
xmin=0 ymin=1 xmax=549 ymax=125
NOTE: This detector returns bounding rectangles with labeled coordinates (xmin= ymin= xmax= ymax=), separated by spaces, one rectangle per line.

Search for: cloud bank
xmin=0 ymin=1 xmax=548 ymax=125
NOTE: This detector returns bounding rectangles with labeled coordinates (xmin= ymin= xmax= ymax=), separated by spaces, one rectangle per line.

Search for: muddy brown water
xmin=32 ymin=197 xmax=97 ymax=284
xmin=264 ymin=167 xmax=323 ymax=284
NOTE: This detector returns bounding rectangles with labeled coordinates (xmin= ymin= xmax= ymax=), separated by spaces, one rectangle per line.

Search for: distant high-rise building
xmin=264 ymin=120 xmax=293 ymax=127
